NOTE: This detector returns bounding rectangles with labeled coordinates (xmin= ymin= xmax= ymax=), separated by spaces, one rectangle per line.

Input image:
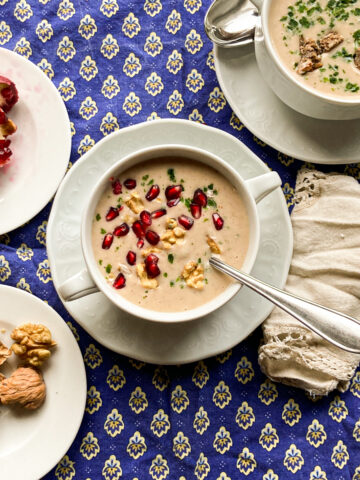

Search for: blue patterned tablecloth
xmin=0 ymin=1 xmax=360 ymax=479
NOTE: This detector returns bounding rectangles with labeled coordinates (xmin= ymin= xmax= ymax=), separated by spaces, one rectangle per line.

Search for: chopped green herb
xmin=176 ymin=276 xmax=181 ymax=282
xmin=332 ymin=47 xmax=353 ymax=62
xmin=184 ymin=198 xmax=192 ymax=211
xmin=352 ymin=7 xmax=360 ymax=14
xmin=142 ymin=174 xmax=149 ymax=181
xmin=203 ymin=218 xmax=209 ymax=222
xmin=207 ymin=198 xmax=217 ymax=208
xmin=115 ymin=246 xmax=120 ymax=251
xmin=346 ymin=82 xmax=360 ymax=92
xmin=99 ymin=259 xmax=103 ymax=265
xmin=299 ymin=16 xmax=311 ymax=27
xmin=105 ymin=264 xmax=112 ymax=274
xmin=180 ymin=285 xmax=184 ymax=289
xmin=167 ymin=168 xmax=176 ymax=182
xmin=208 ymin=183 xmax=214 ymax=190
xmin=198 ymin=258 xmax=202 ymax=264
xmin=170 ymin=281 xmax=175 ymax=287
xmin=147 ymin=179 xmax=154 ymax=185
xmin=96 ymin=213 xmax=101 ymax=221
xmin=101 ymin=228 xmax=106 ymax=234
xmin=317 ymin=15 xmax=326 ymax=23
xmin=205 ymin=278 xmax=208 ymax=284
xmin=168 ymin=254 xmax=174 ymax=264
xmin=163 ymin=272 xmax=168 ymax=278
xmin=280 ymin=14 xmax=288 ymax=20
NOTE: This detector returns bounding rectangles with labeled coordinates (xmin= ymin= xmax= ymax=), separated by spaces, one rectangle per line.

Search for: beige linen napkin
xmin=258 ymin=168 xmax=360 ymax=396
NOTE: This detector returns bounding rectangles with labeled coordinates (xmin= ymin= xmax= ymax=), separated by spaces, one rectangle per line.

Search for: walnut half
xmin=0 ymin=366 xmax=46 ymax=410
xmin=11 ymin=323 xmax=56 ymax=367
xmin=182 ymin=261 xmax=204 ymax=290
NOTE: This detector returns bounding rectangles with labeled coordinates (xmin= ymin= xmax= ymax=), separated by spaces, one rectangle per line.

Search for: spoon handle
xmin=210 ymin=256 xmax=360 ymax=354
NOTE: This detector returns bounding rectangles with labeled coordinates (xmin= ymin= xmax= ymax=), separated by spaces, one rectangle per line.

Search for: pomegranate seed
xmin=124 ymin=178 xmax=136 ymax=189
xmin=145 ymin=230 xmax=160 ymax=245
xmin=212 ymin=213 xmax=224 ymax=230
xmin=0 ymin=139 xmax=10 ymax=149
xmin=113 ymin=223 xmax=130 ymax=237
xmin=146 ymin=262 xmax=160 ymax=278
xmin=102 ymin=233 xmax=113 ymax=249
xmin=0 ymin=109 xmax=6 ymax=123
xmin=151 ymin=208 xmax=167 ymax=219
xmin=112 ymin=180 xmax=122 ymax=195
xmin=140 ymin=210 xmax=152 ymax=226
xmin=113 ymin=273 xmax=126 ymax=289
xmin=132 ymin=220 xmax=145 ymax=238
xmin=106 ymin=207 xmax=119 ymax=222
xmin=190 ymin=203 xmax=202 ymax=219
xmin=178 ymin=215 xmax=194 ymax=230
xmin=167 ymin=198 xmax=180 ymax=208
xmin=137 ymin=239 xmax=144 ymax=249
xmin=193 ymin=188 xmax=208 ymax=207
xmin=145 ymin=254 xmax=159 ymax=266
xmin=165 ymin=185 xmax=182 ymax=200
xmin=145 ymin=184 xmax=160 ymax=201
xmin=126 ymin=251 xmax=136 ymax=265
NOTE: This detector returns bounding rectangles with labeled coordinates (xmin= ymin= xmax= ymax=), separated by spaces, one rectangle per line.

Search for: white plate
xmin=0 ymin=286 xmax=86 ymax=480
xmin=47 ymin=119 xmax=292 ymax=364
xmin=0 ymin=48 xmax=71 ymax=234
xmin=214 ymin=44 xmax=360 ymax=164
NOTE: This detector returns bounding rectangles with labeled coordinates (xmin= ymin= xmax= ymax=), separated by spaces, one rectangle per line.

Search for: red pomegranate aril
xmin=106 ymin=206 xmax=119 ymax=222
xmin=112 ymin=179 xmax=122 ymax=195
xmin=140 ymin=210 xmax=152 ymax=226
xmin=178 ymin=215 xmax=194 ymax=230
xmin=124 ymin=178 xmax=136 ymax=189
xmin=145 ymin=254 xmax=159 ymax=266
xmin=212 ymin=213 xmax=224 ymax=230
xmin=113 ymin=273 xmax=126 ymax=289
xmin=167 ymin=198 xmax=180 ymax=208
xmin=102 ymin=233 xmax=113 ymax=249
xmin=193 ymin=188 xmax=208 ymax=207
xmin=145 ymin=184 xmax=160 ymax=201
xmin=137 ymin=239 xmax=144 ymax=249
xmin=126 ymin=250 xmax=136 ymax=265
xmin=132 ymin=220 xmax=145 ymax=238
xmin=113 ymin=223 xmax=130 ymax=237
xmin=151 ymin=208 xmax=167 ymax=219
xmin=165 ymin=185 xmax=182 ymax=200
xmin=145 ymin=230 xmax=160 ymax=245
xmin=146 ymin=262 xmax=160 ymax=278
xmin=190 ymin=203 xmax=202 ymax=219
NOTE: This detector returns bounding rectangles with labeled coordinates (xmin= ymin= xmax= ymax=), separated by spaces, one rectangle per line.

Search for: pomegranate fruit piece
xmin=0 ymin=138 xmax=12 ymax=167
xmin=151 ymin=208 xmax=167 ymax=219
xmin=102 ymin=233 xmax=113 ymax=249
xmin=113 ymin=223 xmax=130 ymax=237
xmin=140 ymin=210 xmax=152 ymax=226
xmin=113 ymin=272 xmax=126 ymax=289
xmin=137 ymin=239 xmax=144 ymax=249
xmin=124 ymin=178 xmax=136 ymax=189
xmin=146 ymin=262 xmax=160 ymax=278
xmin=193 ymin=188 xmax=208 ymax=207
xmin=145 ymin=254 xmax=159 ymax=266
xmin=106 ymin=207 xmax=119 ymax=222
xmin=178 ymin=215 xmax=194 ymax=230
xmin=112 ymin=179 xmax=122 ymax=195
xmin=0 ymin=76 xmax=18 ymax=113
xmin=212 ymin=213 xmax=224 ymax=230
xmin=167 ymin=198 xmax=180 ymax=208
xmin=0 ymin=107 xmax=16 ymax=138
xmin=126 ymin=250 xmax=136 ymax=265
xmin=145 ymin=230 xmax=160 ymax=245
xmin=190 ymin=203 xmax=202 ymax=219
xmin=165 ymin=185 xmax=182 ymax=200
xmin=145 ymin=184 xmax=160 ymax=201
xmin=132 ymin=220 xmax=145 ymax=238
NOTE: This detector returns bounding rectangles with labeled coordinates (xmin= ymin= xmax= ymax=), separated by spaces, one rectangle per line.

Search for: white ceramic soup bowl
xmin=58 ymin=144 xmax=281 ymax=323
xmin=250 ymin=0 xmax=360 ymax=120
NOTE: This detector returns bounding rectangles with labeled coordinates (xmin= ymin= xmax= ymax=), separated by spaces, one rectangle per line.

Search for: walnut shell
xmin=0 ymin=366 xmax=46 ymax=410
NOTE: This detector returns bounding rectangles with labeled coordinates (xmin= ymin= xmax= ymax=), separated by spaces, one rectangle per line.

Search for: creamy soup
xmin=269 ymin=0 xmax=360 ymax=97
xmin=91 ymin=158 xmax=249 ymax=313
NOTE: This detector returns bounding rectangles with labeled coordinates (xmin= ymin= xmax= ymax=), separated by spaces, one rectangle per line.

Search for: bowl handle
xmin=58 ymin=268 xmax=99 ymax=301
xmin=245 ymin=171 xmax=281 ymax=203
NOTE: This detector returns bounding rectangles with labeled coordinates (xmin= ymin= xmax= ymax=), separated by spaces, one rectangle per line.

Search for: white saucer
xmin=47 ymin=119 xmax=292 ymax=365
xmin=214 ymin=45 xmax=360 ymax=164
xmin=0 ymin=286 xmax=86 ymax=480
xmin=0 ymin=48 xmax=71 ymax=234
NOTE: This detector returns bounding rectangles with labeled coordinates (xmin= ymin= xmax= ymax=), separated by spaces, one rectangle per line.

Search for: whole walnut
xmin=0 ymin=366 xmax=46 ymax=410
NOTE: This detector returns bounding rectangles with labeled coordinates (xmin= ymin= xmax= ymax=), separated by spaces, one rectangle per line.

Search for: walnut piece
xmin=142 ymin=247 xmax=162 ymax=257
xmin=0 ymin=341 xmax=11 ymax=366
xmin=136 ymin=263 xmax=158 ymax=289
xmin=11 ymin=323 xmax=56 ymax=367
xmin=125 ymin=192 xmax=144 ymax=214
xmin=161 ymin=219 xmax=185 ymax=249
xmin=297 ymin=36 xmax=322 ymax=75
xmin=182 ymin=261 xmax=205 ymax=290
xmin=207 ymin=236 xmax=221 ymax=254
xmin=0 ymin=366 xmax=46 ymax=410
xmin=318 ymin=31 xmax=343 ymax=52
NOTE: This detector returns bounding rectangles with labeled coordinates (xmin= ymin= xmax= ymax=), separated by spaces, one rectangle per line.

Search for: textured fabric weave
xmin=0 ymin=1 xmax=360 ymax=479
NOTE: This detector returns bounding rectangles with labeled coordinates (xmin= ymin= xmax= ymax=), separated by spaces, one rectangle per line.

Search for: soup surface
xmin=269 ymin=0 xmax=360 ymax=97
xmin=91 ymin=158 xmax=249 ymax=313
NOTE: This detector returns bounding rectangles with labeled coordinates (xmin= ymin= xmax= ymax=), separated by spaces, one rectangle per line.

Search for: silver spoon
xmin=204 ymin=0 xmax=260 ymax=48
xmin=210 ymin=256 xmax=360 ymax=353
